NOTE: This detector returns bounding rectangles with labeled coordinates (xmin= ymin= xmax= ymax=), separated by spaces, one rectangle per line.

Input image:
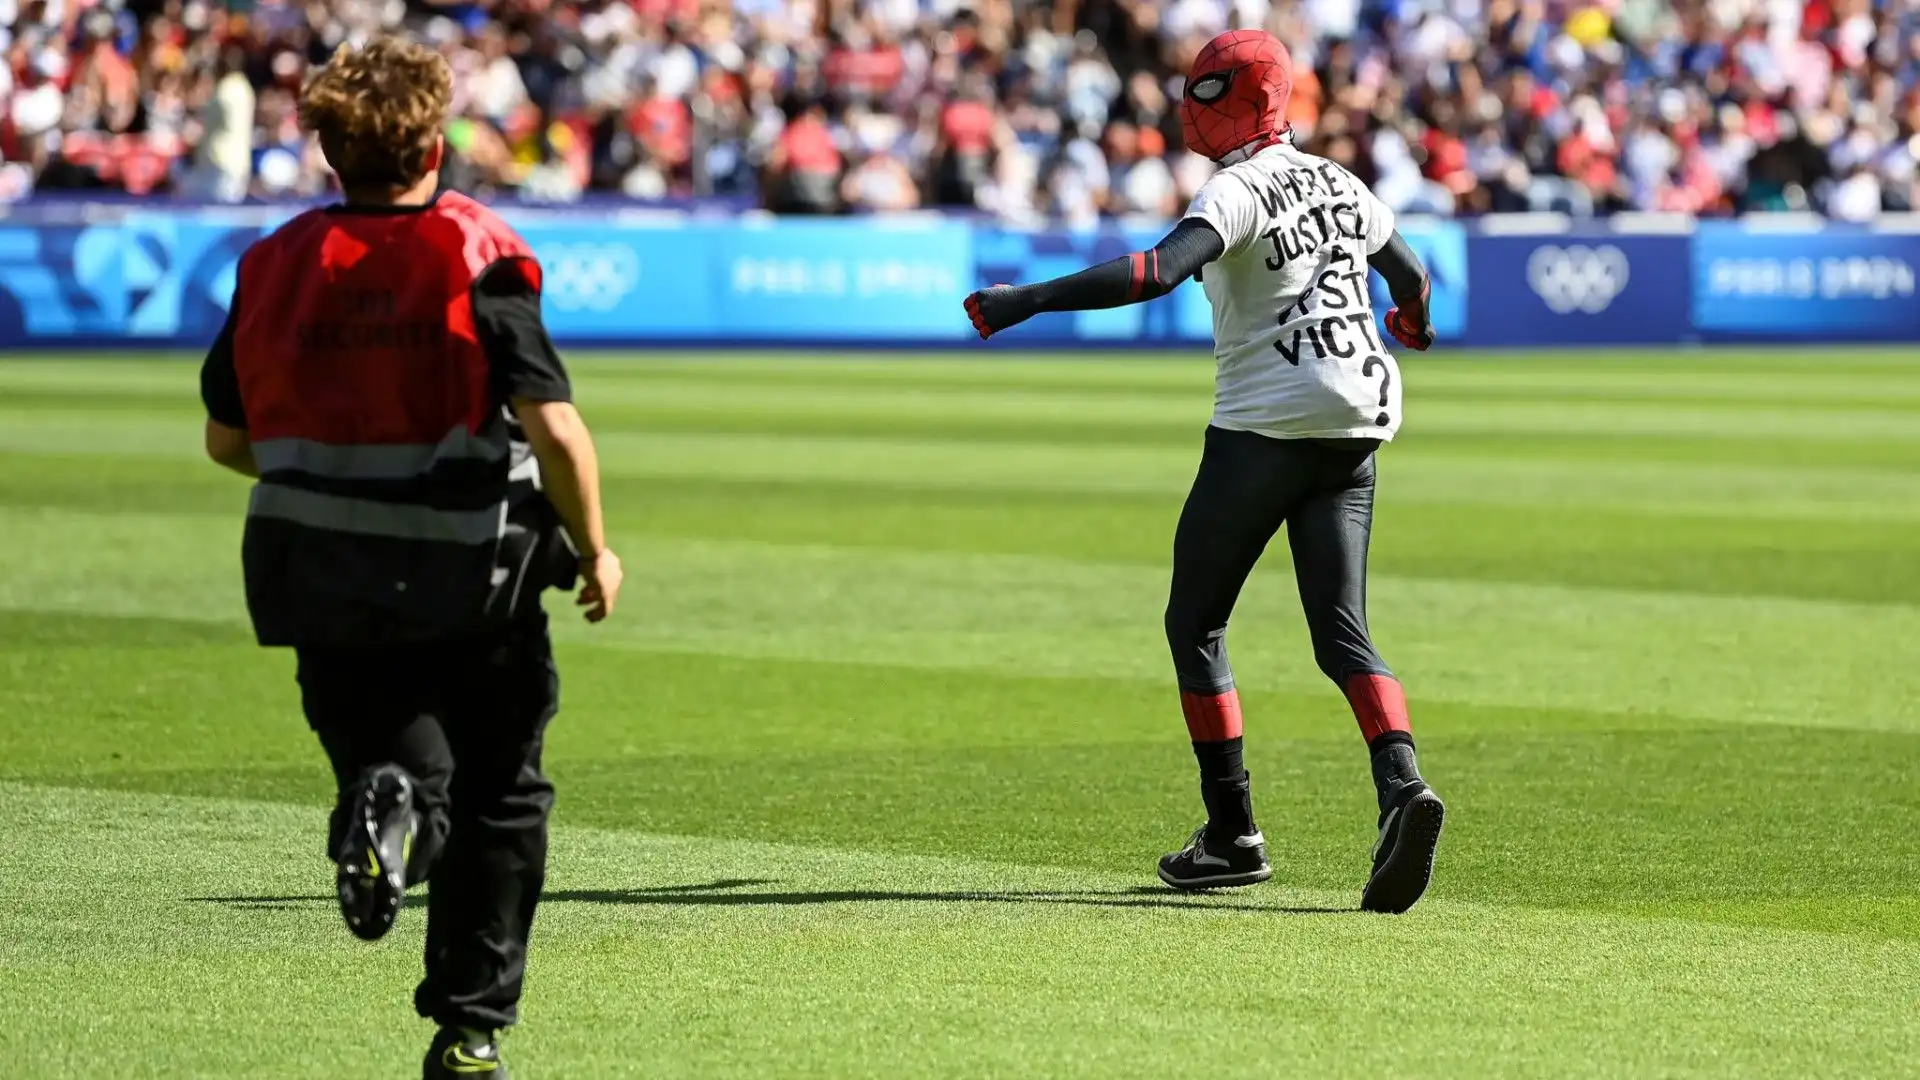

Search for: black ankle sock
xmin=1193 ymin=736 xmax=1245 ymax=783
xmin=1193 ymin=737 xmax=1255 ymax=838
xmin=1368 ymin=732 xmax=1422 ymax=809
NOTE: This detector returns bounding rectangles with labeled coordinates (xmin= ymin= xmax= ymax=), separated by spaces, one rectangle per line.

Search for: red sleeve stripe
xmin=1125 ymin=252 xmax=1147 ymax=302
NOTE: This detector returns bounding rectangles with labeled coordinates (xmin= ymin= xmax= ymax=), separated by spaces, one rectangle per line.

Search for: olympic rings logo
xmin=538 ymin=243 xmax=641 ymax=313
xmin=1526 ymin=244 xmax=1630 ymax=315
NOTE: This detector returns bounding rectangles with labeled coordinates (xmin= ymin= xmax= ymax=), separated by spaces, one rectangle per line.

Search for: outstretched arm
xmin=964 ymin=219 xmax=1226 ymax=339
xmin=1367 ymin=230 xmax=1435 ymax=351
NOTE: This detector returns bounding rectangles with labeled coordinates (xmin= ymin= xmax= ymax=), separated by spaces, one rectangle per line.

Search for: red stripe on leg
xmin=1344 ymin=674 xmax=1411 ymax=742
xmin=1180 ymin=690 xmax=1244 ymax=742
xmin=1125 ymin=252 xmax=1146 ymax=302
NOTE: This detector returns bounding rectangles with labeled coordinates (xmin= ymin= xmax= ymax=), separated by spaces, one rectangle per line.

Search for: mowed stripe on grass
xmin=0 ymin=350 xmax=1917 ymax=1079
xmin=3 ymin=510 xmax=1916 ymax=734
xmin=3 ymin=783 xmax=1916 ymax=1080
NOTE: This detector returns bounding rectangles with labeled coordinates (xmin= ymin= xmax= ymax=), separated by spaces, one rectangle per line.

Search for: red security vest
xmin=231 ymin=192 xmax=544 ymax=647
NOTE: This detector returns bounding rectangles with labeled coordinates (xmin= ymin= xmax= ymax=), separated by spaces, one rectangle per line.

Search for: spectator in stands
xmin=933 ymin=73 xmax=998 ymax=206
xmin=70 ymin=9 xmax=138 ymax=136
xmin=843 ymin=147 xmax=920 ymax=211
xmin=184 ymin=47 xmax=255 ymax=203
xmin=629 ymin=73 xmax=692 ymax=183
xmin=8 ymin=47 xmax=63 ymax=174
xmin=464 ymin=24 xmax=530 ymax=125
xmin=977 ymin=141 xmax=1045 ymax=224
xmin=1104 ymin=119 xmax=1177 ymax=217
xmin=1047 ymin=120 xmax=1109 ymax=228
xmin=765 ymin=95 xmax=842 ymax=214
xmin=1062 ymin=32 xmax=1121 ymax=136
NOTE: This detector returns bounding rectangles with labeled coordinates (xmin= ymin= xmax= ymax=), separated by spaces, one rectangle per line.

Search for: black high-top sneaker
xmin=1360 ymin=782 xmax=1445 ymax=914
xmin=1157 ymin=825 xmax=1272 ymax=890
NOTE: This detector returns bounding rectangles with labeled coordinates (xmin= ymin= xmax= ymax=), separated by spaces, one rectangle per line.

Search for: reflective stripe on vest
xmin=249 ymin=483 xmax=505 ymax=545
xmin=252 ymin=425 xmax=509 ymax=480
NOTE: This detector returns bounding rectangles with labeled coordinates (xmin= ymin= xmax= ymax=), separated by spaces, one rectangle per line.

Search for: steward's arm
xmin=473 ymin=258 xmax=623 ymax=622
xmin=200 ymin=294 xmax=257 ymax=477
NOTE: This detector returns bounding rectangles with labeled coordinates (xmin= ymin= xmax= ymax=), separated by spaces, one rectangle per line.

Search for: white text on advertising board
xmin=1708 ymin=256 xmax=1915 ymax=300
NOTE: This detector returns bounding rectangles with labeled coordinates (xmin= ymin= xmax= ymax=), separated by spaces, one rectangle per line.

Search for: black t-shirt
xmin=199 ymin=251 xmax=572 ymax=429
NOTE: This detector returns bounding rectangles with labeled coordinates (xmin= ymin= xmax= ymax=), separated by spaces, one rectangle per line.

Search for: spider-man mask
xmin=1179 ymin=29 xmax=1294 ymax=163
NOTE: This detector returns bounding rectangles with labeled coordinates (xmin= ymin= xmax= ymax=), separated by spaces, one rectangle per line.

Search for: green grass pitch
xmin=1 ymin=349 xmax=1917 ymax=1079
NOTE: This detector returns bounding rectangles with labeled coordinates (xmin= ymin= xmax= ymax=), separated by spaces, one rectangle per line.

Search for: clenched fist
xmin=1384 ymin=277 xmax=1435 ymax=352
xmin=964 ymin=284 xmax=1037 ymax=340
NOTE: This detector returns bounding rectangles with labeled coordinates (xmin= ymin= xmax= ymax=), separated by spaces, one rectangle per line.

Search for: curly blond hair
xmin=299 ymin=36 xmax=452 ymax=190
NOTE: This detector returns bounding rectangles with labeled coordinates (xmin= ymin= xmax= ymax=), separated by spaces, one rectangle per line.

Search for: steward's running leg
xmin=1286 ymin=440 xmax=1444 ymax=914
xmin=297 ymin=647 xmax=455 ymax=942
xmin=415 ymin=613 xmax=558 ymax=1078
xmin=1158 ymin=426 xmax=1315 ymax=889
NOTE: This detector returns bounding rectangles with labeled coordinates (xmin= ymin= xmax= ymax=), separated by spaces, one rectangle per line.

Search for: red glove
xmin=964 ymin=284 xmax=1033 ymax=340
xmin=1384 ymin=278 xmax=1435 ymax=351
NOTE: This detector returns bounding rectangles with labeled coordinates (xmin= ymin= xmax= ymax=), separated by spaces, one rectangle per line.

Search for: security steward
xmin=197 ymin=36 xmax=621 ymax=1080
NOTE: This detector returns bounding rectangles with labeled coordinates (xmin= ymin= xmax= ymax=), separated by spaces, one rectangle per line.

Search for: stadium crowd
xmin=1 ymin=0 xmax=1916 ymax=219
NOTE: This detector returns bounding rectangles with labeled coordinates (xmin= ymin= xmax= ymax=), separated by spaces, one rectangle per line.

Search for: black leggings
xmin=1165 ymin=426 xmax=1392 ymax=695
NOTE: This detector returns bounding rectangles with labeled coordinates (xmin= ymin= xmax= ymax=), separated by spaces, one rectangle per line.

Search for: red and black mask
xmin=1178 ymin=29 xmax=1295 ymax=163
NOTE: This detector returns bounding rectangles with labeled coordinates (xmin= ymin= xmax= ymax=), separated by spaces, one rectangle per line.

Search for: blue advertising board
xmin=1374 ymin=219 xmax=1468 ymax=341
xmin=524 ymin=223 xmax=714 ymax=337
xmin=0 ymin=213 xmax=276 ymax=345
xmin=1466 ymin=232 xmax=1691 ymax=345
xmin=487 ymin=217 xmax=978 ymax=342
xmin=710 ymin=218 xmax=972 ymax=339
xmin=0 ymin=207 xmax=1914 ymax=348
xmin=1691 ymin=223 xmax=1920 ymax=339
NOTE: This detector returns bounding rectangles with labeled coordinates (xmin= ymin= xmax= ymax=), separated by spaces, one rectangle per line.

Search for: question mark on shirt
xmin=1361 ymin=356 xmax=1391 ymax=427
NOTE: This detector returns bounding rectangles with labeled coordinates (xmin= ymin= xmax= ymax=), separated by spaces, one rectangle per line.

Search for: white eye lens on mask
xmin=1188 ymin=72 xmax=1232 ymax=103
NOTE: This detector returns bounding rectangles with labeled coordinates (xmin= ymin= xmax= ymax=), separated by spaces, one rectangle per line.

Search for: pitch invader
xmin=963 ymin=29 xmax=1444 ymax=913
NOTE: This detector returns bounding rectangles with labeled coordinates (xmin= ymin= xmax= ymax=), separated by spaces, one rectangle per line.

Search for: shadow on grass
xmin=191 ymin=878 xmax=1353 ymax=916
xmin=187 ymin=877 xmax=776 ymax=910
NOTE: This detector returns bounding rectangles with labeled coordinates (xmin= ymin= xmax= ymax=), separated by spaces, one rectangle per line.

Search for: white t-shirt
xmin=1182 ymin=143 xmax=1403 ymax=440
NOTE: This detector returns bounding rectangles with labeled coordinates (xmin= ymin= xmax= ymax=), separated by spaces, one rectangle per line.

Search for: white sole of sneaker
xmin=1157 ymin=865 xmax=1274 ymax=891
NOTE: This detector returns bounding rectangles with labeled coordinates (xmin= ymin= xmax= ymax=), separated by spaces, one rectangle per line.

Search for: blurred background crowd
xmin=2 ymin=0 xmax=1917 ymax=219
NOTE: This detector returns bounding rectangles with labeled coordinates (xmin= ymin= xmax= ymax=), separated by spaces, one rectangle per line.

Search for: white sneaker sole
xmin=1157 ymin=864 xmax=1274 ymax=891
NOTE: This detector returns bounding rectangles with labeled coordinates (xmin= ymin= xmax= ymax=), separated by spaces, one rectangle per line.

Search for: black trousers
xmin=1165 ymin=426 xmax=1393 ymax=695
xmin=295 ymin=614 xmax=558 ymax=1031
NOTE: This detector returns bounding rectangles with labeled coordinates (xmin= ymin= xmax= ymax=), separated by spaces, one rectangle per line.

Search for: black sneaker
xmin=335 ymin=764 xmax=416 ymax=942
xmin=1157 ymin=826 xmax=1272 ymax=890
xmin=424 ymin=1027 xmax=509 ymax=1079
xmin=1361 ymin=783 xmax=1445 ymax=914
